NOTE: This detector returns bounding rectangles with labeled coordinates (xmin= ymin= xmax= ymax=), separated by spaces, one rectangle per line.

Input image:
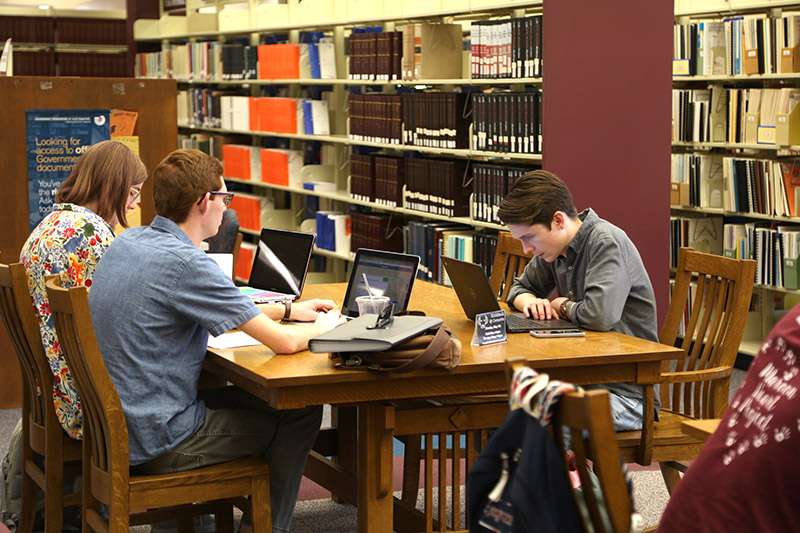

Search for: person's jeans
xmin=131 ymin=386 xmax=322 ymax=533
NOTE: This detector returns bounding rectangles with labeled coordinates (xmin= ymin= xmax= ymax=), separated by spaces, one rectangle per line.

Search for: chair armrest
xmin=660 ymin=366 xmax=733 ymax=383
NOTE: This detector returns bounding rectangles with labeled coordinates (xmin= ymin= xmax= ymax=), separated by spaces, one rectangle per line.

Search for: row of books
xmin=223 ymin=144 xmax=304 ymax=187
xmin=348 ymin=29 xmax=402 ymax=81
xmin=351 ymin=212 xmax=405 ymax=254
xmin=404 ymin=221 xmax=497 ymax=284
xmin=348 ymin=94 xmax=402 ymax=145
xmin=670 ymin=215 xmax=800 ymax=290
xmin=180 ymin=94 xmax=331 ymax=135
xmin=405 ymin=158 xmax=471 ymax=218
xmin=673 ymin=14 xmax=800 ymax=77
xmin=0 ymin=15 xmax=123 ymax=46
xmin=350 ymin=153 xmax=404 ymax=207
xmin=470 ymin=15 xmax=543 ymax=79
xmin=472 ymin=91 xmax=542 ymax=154
xmin=136 ymin=40 xmax=337 ymax=81
xmin=671 ymin=87 xmax=800 ymax=144
xmin=671 ymin=152 xmax=800 ymax=217
xmin=349 ymin=92 xmax=472 ymax=149
xmin=0 ymin=16 xmax=54 ymax=44
xmin=401 ymin=92 xmax=470 ymax=149
xmin=473 ymin=164 xmax=534 ymax=224
xmin=178 ymin=132 xmax=248 ymax=161
xmin=56 ymin=17 xmax=126 ymax=46
xmin=315 ymin=211 xmax=351 ymax=254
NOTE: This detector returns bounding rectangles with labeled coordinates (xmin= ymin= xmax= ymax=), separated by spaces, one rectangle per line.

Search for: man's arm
xmin=238 ymin=309 xmax=345 ymax=354
xmin=567 ymin=238 xmax=632 ymax=331
xmin=507 ymin=258 xmax=558 ymax=319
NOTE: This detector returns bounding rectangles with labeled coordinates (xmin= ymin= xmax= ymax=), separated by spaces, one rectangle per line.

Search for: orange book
xmin=261 ymin=149 xmax=290 ymax=186
xmin=222 ymin=144 xmax=244 ymax=180
xmin=273 ymin=98 xmax=297 ymax=134
xmin=236 ymin=242 xmax=256 ymax=281
xmin=257 ymin=44 xmax=275 ymax=80
xmin=249 ymin=97 xmax=260 ymax=131
xmin=228 ymin=193 xmax=262 ymax=231
xmin=276 ymin=43 xmax=300 ymax=79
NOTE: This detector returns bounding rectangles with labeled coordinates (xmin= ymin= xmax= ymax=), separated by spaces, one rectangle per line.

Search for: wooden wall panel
xmin=0 ymin=76 xmax=177 ymax=408
xmin=543 ymin=1 xmax=673 ymax=327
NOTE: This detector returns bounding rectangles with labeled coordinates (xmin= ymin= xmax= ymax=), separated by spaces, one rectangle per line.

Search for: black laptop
xmin=239 ymin=228 xmax=316 ymax=304
xmin=441 ymin=256 xmax=577 ymax=333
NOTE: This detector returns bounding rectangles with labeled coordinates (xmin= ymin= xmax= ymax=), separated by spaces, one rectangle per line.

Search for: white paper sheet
xmin=208 ymin=331 xmax=261 ymax=349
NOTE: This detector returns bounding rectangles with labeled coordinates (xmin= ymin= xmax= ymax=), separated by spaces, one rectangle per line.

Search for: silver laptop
xmin=341 ymin=249 xmax=420 ymax=318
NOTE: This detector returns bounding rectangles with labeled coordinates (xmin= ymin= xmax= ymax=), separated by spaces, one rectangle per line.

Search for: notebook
xmin=441 ymin=256 xmax=577 ymax=333
xmin=341 ymin=249 xmax=420 ymax=318
xmin=239 ymin=228 xmax=316 ymax=304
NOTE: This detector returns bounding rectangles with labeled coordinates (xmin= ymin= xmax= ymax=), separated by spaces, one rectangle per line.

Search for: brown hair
xmin=497 ymin=169 xmax=578 ymax=227
xmin=153 ymin=149 xmax=223 ymax=223
xmin=55 ymin=140 xmax=147 ymax=228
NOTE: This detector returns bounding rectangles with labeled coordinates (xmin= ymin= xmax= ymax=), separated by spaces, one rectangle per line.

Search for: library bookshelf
xmin=671 ymin=0 xmax=800 ymax=359
xmin=133 ymin=0 xmax=671 ymax=322
xmin=0 ymin=7 xmax=127 ymax=77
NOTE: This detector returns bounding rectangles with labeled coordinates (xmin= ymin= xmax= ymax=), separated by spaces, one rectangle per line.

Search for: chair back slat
xmin=489 ymin=232 xmax=533 ymax=302
xmin=660 ymin=248 xmax=755 ymax=420
xmin=45 ymin=278 xmax=130 ymax=500
xmin=553 ymin=390 xmax=632 ymax=533
xmin=0 ymin=260 xmax=54 ymax=428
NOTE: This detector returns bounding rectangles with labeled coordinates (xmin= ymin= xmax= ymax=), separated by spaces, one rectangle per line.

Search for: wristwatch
xmin=283 ymin=300 xmax=292 ymax=321
xmin=559 ymin=300 xmax=570 ymax=321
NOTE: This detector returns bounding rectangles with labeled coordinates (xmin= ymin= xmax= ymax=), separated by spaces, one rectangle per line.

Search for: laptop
xmin=441 ymin=256 xmax=577 ymax=333
xmin=341 ymin=249 xmax=420 ymax=318
xmin=239 ymin=228 xmax=316 ymax=304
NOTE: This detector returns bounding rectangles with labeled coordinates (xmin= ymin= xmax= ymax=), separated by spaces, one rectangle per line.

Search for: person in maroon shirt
xmin=659 ymin=305 xmax=800 ymax=532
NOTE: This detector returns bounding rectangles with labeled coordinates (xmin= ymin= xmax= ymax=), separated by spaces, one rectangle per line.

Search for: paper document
xmin=208 ymin=331 xmax=261 ymax=349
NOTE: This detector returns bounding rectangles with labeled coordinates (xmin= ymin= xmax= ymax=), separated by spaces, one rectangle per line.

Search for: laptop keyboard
xmin=505 ymin=314 xmax=537 ymax=333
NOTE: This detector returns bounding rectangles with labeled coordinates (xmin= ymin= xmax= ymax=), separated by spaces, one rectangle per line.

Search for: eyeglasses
xmin=198 ymin=191 xmax=234 ymax=206
xmin=366 ymin=303 xmax=395 ymax=330
xmin=129 ymin=187 xmax=142 ymax=202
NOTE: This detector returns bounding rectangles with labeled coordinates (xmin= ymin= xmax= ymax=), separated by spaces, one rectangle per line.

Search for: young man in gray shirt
xmin=497 ymin=169 xmax=659 ymax=430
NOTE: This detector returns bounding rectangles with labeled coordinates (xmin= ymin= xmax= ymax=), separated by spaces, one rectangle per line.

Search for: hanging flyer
xmin=26 ymin=109 xmax=111 ymax=231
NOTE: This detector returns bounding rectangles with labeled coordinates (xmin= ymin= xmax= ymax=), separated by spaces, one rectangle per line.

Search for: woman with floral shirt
xmin=20 ymin=140 xmax=147 ymax=440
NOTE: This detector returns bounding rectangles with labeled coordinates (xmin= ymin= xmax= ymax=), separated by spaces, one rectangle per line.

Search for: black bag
xmin=331 ymin=324 xmax=462 ymax=373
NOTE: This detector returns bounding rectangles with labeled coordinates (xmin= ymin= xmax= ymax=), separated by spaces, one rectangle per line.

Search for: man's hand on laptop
xmin=514 ymin=294 xmax=558 ymax=320
xmin=292 ymin=298 xmax=339 ymax=322
xmin=313 ymin=306 xmax=347 ymax=331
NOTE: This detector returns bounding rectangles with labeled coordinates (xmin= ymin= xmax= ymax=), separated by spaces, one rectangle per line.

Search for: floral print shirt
xmin=20 ymin=203 xmax=115 ymax=439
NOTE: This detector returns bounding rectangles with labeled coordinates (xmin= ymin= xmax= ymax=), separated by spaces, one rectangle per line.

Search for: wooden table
xmin=681 ymin=419 xmax=721 ymax=442
xmin=204 ymin=281 xmax=682 ymax=532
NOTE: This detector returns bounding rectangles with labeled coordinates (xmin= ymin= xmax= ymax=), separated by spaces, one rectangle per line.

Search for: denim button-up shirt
xmin=89 ymin=216 xmax=262 ymax=465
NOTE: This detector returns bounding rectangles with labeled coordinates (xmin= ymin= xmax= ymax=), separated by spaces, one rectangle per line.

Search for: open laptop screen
xmin=247 ymin=228 xmax=316 ymax=301
xmin=342 ymin=249 xmax=420 ymax=318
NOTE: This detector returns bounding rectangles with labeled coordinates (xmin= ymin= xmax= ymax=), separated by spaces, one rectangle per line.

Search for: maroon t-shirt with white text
xmin=659 ymin=305 xmax=800 ymax=532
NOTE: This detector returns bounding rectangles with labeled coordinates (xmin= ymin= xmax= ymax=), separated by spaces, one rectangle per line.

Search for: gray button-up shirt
xmin=507 ymin=208 xmax=659 ymax=409
xmin=89 ymin=216 xmax=262 ymax=465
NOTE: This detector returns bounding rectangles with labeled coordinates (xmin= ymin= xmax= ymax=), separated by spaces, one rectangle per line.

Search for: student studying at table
xmin=88 ymin=149 xmax=346 ymax=533
xmin=496 ymin=169 xmax=659 ymax=431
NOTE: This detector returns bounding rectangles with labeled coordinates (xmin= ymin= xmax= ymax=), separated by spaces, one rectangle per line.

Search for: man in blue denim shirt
xmin=89 ymin=149 xmax=345 ymax=533
xmin=497 ymin=170 xmax=659 ymax=432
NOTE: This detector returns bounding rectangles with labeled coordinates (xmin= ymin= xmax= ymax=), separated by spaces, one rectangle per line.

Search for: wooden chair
xmin=616 ymin=247 xmax=755 ymax=494
xmin=507 ymin=357 xmax=633 ymax=533
xmin=44 ymin=278 xmax=273 ymax=533
xmin=488 ymin=231 xmax=532 ymax=302
xmin=554 ymin=390 xmax=634 ymax=533
xmin=0 ymin=258 xmax=82 ymax=533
